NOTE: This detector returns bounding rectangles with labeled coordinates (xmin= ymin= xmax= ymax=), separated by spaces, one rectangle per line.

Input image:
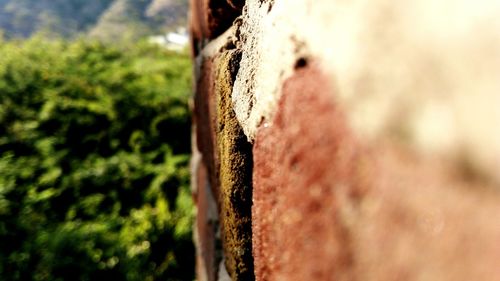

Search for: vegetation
xmin=0 ymin=36 xmax=194 ymax=281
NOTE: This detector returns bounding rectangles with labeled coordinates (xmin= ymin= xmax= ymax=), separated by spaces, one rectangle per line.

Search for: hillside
xmin=0 ymin=0 xmax=188 ymax=40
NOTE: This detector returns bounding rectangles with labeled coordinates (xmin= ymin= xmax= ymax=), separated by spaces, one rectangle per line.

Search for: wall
xmin=189 ymin=1 xmax=500 ymax=280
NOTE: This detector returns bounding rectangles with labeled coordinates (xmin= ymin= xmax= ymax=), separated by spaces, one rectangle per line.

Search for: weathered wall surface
xmin=189 ymin=1 xmax=500 ymax=280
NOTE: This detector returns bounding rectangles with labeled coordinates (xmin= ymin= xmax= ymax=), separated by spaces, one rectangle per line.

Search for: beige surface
xmin=232 ymin=0 xmax=500 ymax=184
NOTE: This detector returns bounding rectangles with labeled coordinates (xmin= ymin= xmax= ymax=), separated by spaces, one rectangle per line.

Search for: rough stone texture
xmin=193 ymin=160 xmax=220 ymax=281
xmin=193 ymin=57 xmax=220 ymax=198
xmin=191 ymin=0 xmax=500 ymax=280
xmin=191 ymin=99 xmax=222 ymax=281
xmin=192 ymin=27 xmax=254 ymax=280
xmin=232 ymin=1 xmax=500 ymax=186
xmin=253 ymin=64 xmax=363 ymax=281
xmin=253 ymin=63 xmax=500 ymax=281
xmin=206 ymin=1 xmax=242 ymax=39
xmin=192 ymin=39 xmax=225 ymax=281
xmin=189 ymin=0 xmax=243 ymax=55
xmin=215 ymin=50 xmax=254 ymax=281
xmin=188 ymin=0 xmax=207 ymax=55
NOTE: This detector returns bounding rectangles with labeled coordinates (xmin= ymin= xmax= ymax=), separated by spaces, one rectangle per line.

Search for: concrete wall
xmin=189 ymin=1 xmax=500 ymax=280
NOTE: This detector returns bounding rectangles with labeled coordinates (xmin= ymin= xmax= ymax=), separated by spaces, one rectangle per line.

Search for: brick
xmin=194 ymin=57 xmax=220 ymax=198
xmin=192 ymin=1 xmax=500 ymax=281
xmin=252 ymin=62 xmax=500 ymax=281
xmin=189 ymin=0 xmax=243 ymax=52
xmin=194 ymin=160 xmax=220 ymax=281
xmin=193 ymin=35 xmax=253 ymax=281
xmin=215 ymin=50 xmax=254 ymax=281
xmin=252 ymin=62 xmax=358 ymax=281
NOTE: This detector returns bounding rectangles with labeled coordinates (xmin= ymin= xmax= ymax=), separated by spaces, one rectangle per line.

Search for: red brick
xmin=194 ymin=161 xmax=219 ymax=281
xmin=189 ymin=0 xmax=242 ymax=53
xmin=253 ymin=63 xmax=358 ymax=281
xmin=192 ymin=57 xmax=223 ymax=281
xmin=252 ymin=62 xmax=500 ymax=280
xmin=193 ymin=58 xmax=221 ymax=199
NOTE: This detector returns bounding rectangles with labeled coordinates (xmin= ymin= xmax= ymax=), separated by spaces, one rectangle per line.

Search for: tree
xmin=0 ymin=37 xmax=194 ymax=281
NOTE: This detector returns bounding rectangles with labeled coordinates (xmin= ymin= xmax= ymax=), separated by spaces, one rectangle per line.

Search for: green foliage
xmin=0 ymin=37 xmax=194 ymax=281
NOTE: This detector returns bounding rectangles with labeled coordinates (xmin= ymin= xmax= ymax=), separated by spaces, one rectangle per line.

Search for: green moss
xmin=215 ymin=49 xmax=254 ymax=281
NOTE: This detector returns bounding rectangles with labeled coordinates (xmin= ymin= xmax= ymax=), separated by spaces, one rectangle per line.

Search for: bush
xmin=0 ymin=36 xmax=194 ymax=281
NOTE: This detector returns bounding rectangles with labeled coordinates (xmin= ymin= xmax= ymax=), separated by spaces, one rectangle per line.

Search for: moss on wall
xmin=215 ymin=49 xmax=254 ymax=281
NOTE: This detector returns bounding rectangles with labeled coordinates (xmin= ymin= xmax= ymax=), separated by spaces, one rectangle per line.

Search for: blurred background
xmin=0 ymin=0 xmax=195 ymax=280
